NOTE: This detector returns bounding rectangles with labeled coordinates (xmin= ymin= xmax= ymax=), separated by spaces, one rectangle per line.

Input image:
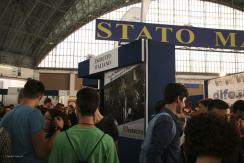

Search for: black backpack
xmin=65 ymin=131 xmax=105 ymax=163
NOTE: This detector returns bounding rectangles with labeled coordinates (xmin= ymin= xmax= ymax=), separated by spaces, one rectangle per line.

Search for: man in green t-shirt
xmin=48 ymin=88 xmax=119 ymax=163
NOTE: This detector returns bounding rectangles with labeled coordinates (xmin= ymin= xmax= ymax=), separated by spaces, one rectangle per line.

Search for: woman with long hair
xmin=44 ymin=108 xmax=71 ymax=138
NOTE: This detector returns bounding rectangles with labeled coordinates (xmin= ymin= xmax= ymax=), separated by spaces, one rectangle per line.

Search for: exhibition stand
xmin=78 ymin=39 xmax=175 ymax=163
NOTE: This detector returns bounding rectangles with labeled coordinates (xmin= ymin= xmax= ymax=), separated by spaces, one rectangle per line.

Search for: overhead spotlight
xmin=48 ymin=41 xmax=54 ymax=45
xmin=126 ymin=0 xmax=130 ymax=3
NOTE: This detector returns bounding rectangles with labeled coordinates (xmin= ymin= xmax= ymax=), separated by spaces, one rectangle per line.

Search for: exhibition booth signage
xmin=78 ymin=39 xmax=175 ymax=163
xmin=96 ymin=19 xmax=244 ymax=50
xmin=207 ymin=72 xmax=244 ymax=105
xmin=78 ymin=40 xmax=144 ymax=78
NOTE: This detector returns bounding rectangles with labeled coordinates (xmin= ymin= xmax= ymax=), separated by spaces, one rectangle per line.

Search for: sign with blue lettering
xmin=96 ymin=19 xmax=244 ymax=50
xmin=208 ymin=73 xmax=244 ymax=104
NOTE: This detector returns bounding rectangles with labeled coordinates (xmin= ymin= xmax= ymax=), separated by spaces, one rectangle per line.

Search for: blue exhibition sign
xmin=95 ymin=19 xmax=244 ymax=50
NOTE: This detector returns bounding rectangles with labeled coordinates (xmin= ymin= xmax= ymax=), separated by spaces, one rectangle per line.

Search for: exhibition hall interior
xmin=0 ymin=0 xmax=244 ymax=163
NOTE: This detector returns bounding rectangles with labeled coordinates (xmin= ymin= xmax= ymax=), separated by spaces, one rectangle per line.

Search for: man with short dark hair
xmin=208 ymin=99 xmax=230 ymax=117
xmin=195 ymin=99 xmax=212 ymax=114
xmin=38 ymin=97 xmax=53 ymax=115
xmin=44 ymin=98 xmax=52 ymax=108
xmin=140 ymin=83 xmax=188 ymax=163
xmin=0 ymin=79 xmax=63 ymax=163
xmin=48 ymin=87 xmax=119 ymax=163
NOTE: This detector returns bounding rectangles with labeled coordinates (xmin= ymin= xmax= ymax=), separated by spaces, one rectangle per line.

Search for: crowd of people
xmin=0 ymin=79 xmax=119 ymax=163
xmin=140 ymin=83 xmax=244 ymax=163
xmin=1 ymin=80 xmax=244 ymax=163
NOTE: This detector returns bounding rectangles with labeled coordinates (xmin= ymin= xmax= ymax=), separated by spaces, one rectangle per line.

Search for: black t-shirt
xmin=96 ymin=116 xmax=119 ymax=141
xmin=68 ymin=112 xmax=78 ymax=126
xmin=37 ymin=105 xmax=47 ymax=115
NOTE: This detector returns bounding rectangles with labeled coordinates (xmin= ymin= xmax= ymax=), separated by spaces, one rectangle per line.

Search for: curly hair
xmin=184 ymin=113 xmax=240 ymax=163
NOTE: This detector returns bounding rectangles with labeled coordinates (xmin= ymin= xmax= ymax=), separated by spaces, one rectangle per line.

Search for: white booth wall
xmin=0 ymin=78 xmax=26 ymax=105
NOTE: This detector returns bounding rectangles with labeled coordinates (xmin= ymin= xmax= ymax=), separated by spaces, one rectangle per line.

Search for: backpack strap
xmin=85 ymin=133 xmax=106 ymax=161
xmin=141 ymin=112 xmax=177 ymax=151
xmin=151 ymin=112 xmax=177 ymax=145
xmin=65 ymin=130 xmax=80 ymax=160
xmin=154 ymin=112 xmax=176 ymax=138
xmin=65 ymin=130 xmax=106 ymax=162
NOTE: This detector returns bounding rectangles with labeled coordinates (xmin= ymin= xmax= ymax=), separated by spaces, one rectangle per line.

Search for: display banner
xmin=89 ymin=48 xmax=118 ymax=74
xmin=96 ymin=19 xmax=244 ymax=50
xmin=104 ymin=64 xmax=145 ymax=140
xmin=208 ymin=73 xmax=244 ymax=104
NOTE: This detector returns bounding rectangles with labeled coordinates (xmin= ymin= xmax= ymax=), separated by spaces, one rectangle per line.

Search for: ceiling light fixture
xmin=0 ymin=65 xmax=13 ymax=70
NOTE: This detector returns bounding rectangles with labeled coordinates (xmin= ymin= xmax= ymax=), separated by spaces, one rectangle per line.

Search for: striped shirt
xmin=0 ymin=127 xmax=14 ymax=163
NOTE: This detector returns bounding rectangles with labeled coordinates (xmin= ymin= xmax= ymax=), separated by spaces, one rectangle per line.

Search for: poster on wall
xmin=104 ymin=64 xmax=145 ymax=140
xmin=208 ymin=72 xmax=244 ymax=105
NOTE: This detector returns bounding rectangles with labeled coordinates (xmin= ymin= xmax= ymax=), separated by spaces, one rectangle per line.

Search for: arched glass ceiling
xmin=39 ymin=0 xmax=244 ymax=74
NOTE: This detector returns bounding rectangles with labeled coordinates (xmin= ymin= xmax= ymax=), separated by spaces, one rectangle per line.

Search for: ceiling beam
xmin=35 ymin=0 xmax=140 ymax=67
xmin=3 ymin=0 xmax=40 ymax=52
xmin=0 ymin=50 xmax=33 ymax=68
xmin=39 ymin=0 xmax=66 ymax=13
xmin=1 ymin=0 xmax=243 ymax=69
xmin=0 ymin=24 xmax=47 ymax=40
xmin=0 ymin=0 xmax=14 ymax=21
xmin=19 ymin=0 xmax=67 ymax=66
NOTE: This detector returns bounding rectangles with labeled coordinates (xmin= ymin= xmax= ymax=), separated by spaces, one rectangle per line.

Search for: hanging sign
xmin=96 ymin=19 xmax=244 ymax=50
xmin=89 ymin=48 xmax=118 ymax=74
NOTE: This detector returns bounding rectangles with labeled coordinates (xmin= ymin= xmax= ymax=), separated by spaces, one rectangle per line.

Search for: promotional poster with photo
xmin=104 ymin=64 xmax=145 ymax=140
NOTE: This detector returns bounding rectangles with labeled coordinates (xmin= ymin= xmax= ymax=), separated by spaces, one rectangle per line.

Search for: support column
xmin=69 ymin=73 xmax=75 ymax=93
